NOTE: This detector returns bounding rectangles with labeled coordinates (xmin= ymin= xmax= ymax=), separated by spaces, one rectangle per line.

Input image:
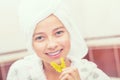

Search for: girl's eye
xmin=55 ymin=31 xmax=64 ymax=36
xmin=35 ymin=36 xmax=45 ymax=42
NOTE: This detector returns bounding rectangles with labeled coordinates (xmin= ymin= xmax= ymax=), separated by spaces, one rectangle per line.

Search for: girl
xmin=7 ymin=0 xmax=111 ymax=80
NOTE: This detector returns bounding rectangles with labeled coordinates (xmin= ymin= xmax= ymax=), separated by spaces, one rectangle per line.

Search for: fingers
xmin=59 ymin=67 xmax=81 ymax=80
xmin=60 ymin=74 xmax=73 ymax=80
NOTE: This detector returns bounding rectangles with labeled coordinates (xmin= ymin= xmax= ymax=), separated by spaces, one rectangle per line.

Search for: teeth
xmin=47 ymin=50 xmax=61 ymax=56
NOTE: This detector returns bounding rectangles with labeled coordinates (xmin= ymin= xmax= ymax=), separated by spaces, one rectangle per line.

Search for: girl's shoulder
xmin=69 ymin=56 xmax=97 ymax=68
xmin=10 ymin=54 xmax=40 ymax=70
xmin=70 ymin=57 xmax=111 ymax=80
xmin=7 ymin=55 xmax=46 ymax=80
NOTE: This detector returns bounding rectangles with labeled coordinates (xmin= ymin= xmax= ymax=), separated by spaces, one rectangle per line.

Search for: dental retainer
xmin=50 ymin=57 xmax=66 ymax=72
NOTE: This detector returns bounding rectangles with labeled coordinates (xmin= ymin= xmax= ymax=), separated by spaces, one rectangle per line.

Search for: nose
xmin=47 ymin=37 xmax=57 ymax=50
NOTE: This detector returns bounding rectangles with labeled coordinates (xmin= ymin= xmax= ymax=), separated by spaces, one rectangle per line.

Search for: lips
xmin=46 ymin=49 xmax=63 ymax=56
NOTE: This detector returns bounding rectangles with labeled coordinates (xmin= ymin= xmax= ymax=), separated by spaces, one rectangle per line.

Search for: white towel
xmin=18 ymin=0 xmax=88 ymax=60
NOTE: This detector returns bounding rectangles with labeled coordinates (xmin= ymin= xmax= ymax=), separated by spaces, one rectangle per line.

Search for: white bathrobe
xmin=7 ymin=0 xmax=111 ymax=80
xmin=7 ymin=54 xmax=111 ymax=80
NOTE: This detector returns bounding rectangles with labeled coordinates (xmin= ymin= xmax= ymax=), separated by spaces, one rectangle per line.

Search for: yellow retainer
xmin=50 ymin=57 xmax=66 ymax=72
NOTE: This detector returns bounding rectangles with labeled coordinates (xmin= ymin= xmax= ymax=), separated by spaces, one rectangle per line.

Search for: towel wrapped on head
xmin=18 ymin=0 xmax=88 ymax=60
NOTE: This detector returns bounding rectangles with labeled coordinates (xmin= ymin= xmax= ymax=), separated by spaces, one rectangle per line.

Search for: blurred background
xmin=0 ymin=0 xmax=120 ymax=80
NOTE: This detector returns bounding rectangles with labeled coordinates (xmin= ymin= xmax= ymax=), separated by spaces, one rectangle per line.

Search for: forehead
xmin=34 ymin=15 xmax=65 ymax=33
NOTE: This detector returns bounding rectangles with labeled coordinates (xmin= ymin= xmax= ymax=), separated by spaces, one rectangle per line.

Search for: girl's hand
xmin=59 ymin=67 xmax=81 ymax=80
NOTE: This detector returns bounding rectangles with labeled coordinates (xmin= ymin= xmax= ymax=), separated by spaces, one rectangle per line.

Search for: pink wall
xmin=84 ymin=45 xmax=120 ymax=77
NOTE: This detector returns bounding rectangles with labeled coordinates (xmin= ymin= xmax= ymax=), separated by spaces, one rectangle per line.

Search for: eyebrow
xmin=53 ymin=26 xmax=64 ymax=32
xmin=33 ymin=26 xmax=65 ymax=37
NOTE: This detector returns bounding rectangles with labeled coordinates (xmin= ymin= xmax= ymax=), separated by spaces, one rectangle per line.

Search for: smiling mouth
xmin=46 ymin=49 xmax=63 ymax=56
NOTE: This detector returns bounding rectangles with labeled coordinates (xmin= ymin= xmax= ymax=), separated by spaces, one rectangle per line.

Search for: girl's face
xmin=32 ymin=15 xmax=70 ymax=64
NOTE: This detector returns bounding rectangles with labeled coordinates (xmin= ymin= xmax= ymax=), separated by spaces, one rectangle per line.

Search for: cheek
xmin=65 ymin=39 xmax=71 ymax=50
xmin=59 ymin=36 xmax=71 ymax=49
xmin=33 ymin=42 xmax=46 ymax=55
